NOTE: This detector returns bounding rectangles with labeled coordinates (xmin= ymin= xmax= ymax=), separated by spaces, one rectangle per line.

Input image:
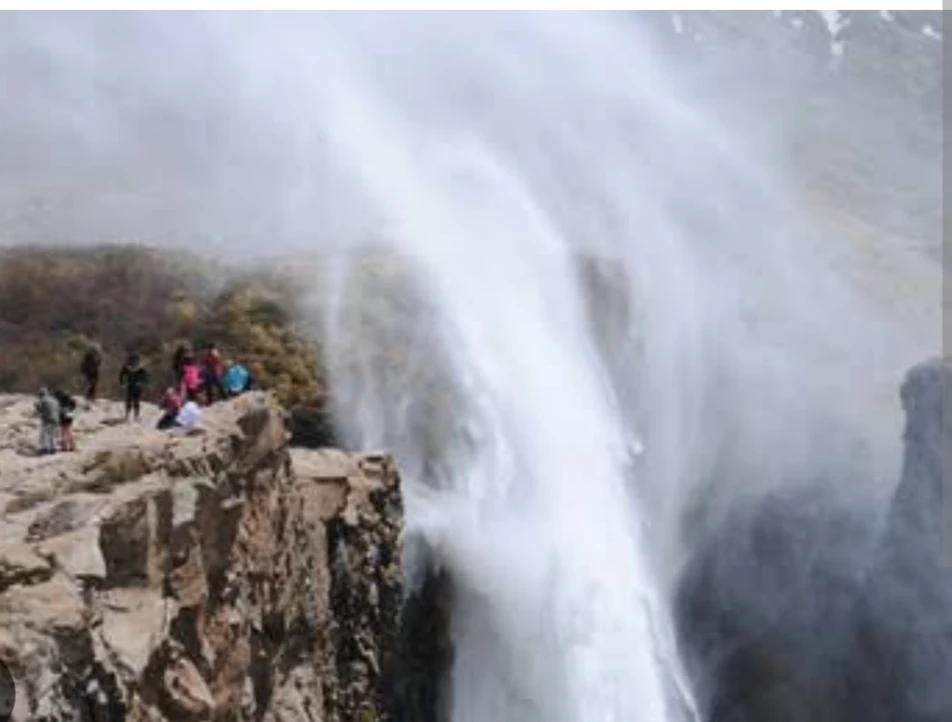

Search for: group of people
xmin=155 ymin=342 xmax=255 ymax=430
xmin=35 ymin=341 xmax=256 ymax=455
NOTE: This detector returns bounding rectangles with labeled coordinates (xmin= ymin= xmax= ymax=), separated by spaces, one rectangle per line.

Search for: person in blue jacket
xmin=222 ymin=361 xmax=254 ymax=398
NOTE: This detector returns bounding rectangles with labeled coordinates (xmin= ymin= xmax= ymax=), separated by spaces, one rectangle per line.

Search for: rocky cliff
xmin=675 ymin=358 xmax=952 ymax=722
xmin=846 ymin=357 xmax=952 ymax=722
xmin=0 ymin=394 xmax=406 ymax=722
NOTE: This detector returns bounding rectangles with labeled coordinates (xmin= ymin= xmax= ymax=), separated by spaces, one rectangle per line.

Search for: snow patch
xmin=922 ymin=24 xmax=942 ymax=41
xmin=815 ymin=10 xmax=851 ymax=59
xmin=792 ymin=18 xmax=804 ymax=30
xmin=817 ymin=10 xmax=848 ymax=38
xmin=672 ymin=13 xmax=684 ymax=35
xmin=879 ymin=10 xmax=894 ymax=22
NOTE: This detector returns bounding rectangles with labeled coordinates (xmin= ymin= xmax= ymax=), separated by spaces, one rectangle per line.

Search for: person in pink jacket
xmin=180 ymin=351 xmax=203 ymax=403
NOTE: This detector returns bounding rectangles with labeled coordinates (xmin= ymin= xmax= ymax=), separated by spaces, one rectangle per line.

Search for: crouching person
xmin=156 ymin=387 xmax=202 ymax=431
xmin=175 ymin=397 xmax=202 ymax=430
xmin=156 ymin=386 xmax=182 ymax=430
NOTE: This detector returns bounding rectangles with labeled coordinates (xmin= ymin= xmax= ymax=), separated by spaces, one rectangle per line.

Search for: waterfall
xmin=0 ymin=11 xmax=938 ymax=722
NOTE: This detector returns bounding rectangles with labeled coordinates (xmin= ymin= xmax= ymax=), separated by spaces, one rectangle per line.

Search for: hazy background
xmin=0 ymin=11 xmax=941 ymax=246
xmin=0 ymin=13 xmax=943 ymax=720
xmin=0 ymin=10 xmax=939 ymax=357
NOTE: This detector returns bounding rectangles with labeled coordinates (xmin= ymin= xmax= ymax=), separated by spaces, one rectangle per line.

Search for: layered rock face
xmin=0 ymin=394 xmax=405 ymax=722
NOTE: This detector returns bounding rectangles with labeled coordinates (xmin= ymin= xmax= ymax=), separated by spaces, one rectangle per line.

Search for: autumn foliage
xmin=0 ymin=244 xmax=327 ymax=409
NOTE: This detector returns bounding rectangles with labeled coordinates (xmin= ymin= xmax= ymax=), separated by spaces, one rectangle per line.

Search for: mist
xmin=0 ymin=11 xmax=944 ymax=722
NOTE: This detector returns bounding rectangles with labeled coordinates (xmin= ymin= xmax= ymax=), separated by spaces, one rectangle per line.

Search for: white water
xmin=311 ymin=18 xmax=700 ymax=721
xmin=287 ymin=13 xmax=928 ymax=722
xmin=0 ymin=11 xmax=940 ymax=722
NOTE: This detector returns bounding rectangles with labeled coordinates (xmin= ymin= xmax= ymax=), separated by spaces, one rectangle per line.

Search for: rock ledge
xmin=0 ymin=393 xmax=404 ymax=722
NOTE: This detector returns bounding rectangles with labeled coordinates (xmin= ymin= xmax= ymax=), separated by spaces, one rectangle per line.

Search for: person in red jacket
xmin=156 ymin=386 xmax=182 ymax=430
xmin=201 ymin=342 xmax=226 ymax=405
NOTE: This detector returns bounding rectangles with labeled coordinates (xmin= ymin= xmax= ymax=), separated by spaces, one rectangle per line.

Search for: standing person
xmin=201 ymin=342 xmax=226 ymax=405
xmin=180 ymin=351 xmax=203 ymax=403
xmin=172 ymin=342 xmax=191 ymax=386
xmin=119 ymin=353 xmax=149 ymax=422
xmin=35 ymin=388 xmax=60 ymax=455
xmin=79 ymin=344 xmax=102 ymax=402
xmin=222 ymin=360 xmax=253 ymax=398
xmin=53 ymin=388 xmax=77 ymax=452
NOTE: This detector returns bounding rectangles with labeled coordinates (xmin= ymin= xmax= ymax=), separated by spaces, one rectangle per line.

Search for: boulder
xmin=0 ymin=543 xmax=52 ymax=592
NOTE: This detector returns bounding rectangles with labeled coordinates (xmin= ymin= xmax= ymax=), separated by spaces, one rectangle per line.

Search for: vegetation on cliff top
xmin=0 ymin=244 xmax=327 ymax=408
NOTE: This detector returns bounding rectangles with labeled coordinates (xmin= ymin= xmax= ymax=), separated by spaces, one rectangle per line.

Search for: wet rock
xmin=846 ymin=357 xmax=952 ymax=722
xmin=676 ymin=357 xmax=952 ymax=722
xmin=289 ymin=404 xmax=339 ymax=449
xmin=393 ymin=562 xmax=454 ymax=722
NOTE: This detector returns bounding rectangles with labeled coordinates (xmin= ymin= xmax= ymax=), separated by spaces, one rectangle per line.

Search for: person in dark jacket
xmin=201 ymin=342 xmax=226 ymax=405
xmin=119 ymin=353 xmax=149 ymax=422
xmin=80 ymin=345 xmax=102 ymax=402
xmin=172 ymin=342 xmax=191 ymax=386
xmin=53 ymin=388 xmax=77 ymax=451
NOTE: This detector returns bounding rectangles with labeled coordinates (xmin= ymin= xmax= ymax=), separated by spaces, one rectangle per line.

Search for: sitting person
xmin=156 ymin=386 xmax=182 ymax=430
xmin=175 ymin=398 xmax=202 ymax=430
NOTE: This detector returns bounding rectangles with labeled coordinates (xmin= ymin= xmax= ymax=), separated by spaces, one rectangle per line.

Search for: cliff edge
xmin=0 ymin=394 xmax=404 ymax=722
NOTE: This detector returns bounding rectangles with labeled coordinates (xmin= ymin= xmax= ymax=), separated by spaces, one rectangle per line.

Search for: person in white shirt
xmin=175 ymin=399 xmax=202 ymax=429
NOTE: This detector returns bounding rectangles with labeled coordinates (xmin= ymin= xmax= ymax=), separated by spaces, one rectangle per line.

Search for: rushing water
xmin=297 ymin=13 xmax=933 ymax=722
xmin=0 ymin=11 xmax=941 ymax=722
